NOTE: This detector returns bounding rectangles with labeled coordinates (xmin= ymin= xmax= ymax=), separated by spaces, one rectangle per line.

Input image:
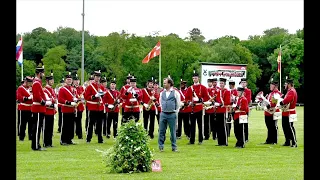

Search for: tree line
xmin=16 ymin=27 xmax=304 ymax=102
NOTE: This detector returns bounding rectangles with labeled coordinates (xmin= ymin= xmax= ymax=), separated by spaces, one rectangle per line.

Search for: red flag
xmin=142 ymin=41 xmax=161 ymax=63
xmin=277 ymin=46 xmax=281 ymax=73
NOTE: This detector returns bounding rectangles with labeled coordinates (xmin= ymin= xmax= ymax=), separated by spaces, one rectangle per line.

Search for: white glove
xmin=95 ymin=93 xmax=101 ymax=98
xmin=73 ymin=98 xmax=78 ymax=102
xmin=143 ymin=103 xmax=149 ymax=109
xmin=54 ymin=104 xmax=57 ymax=109
xmin=214 ymin=102 xmax=220 ymax=107
xmin=193 ymin=97 xmax=199 ymax=102
xmin=28 ymin=95 xmax=33 ymax=100
xmin=45 ymin=101 xmax=52 ymax=106
xmin=71 ymin=102 xmax=77 ymax=106
xmin=232 ymin=104 xmax=237 ymax=108
xmin=117 ymin=99 xmax=120 ymax=103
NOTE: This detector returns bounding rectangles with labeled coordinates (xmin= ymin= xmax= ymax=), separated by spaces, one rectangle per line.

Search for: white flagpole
xmin=21 ymin=34 xmax=24 ymax=81
xmin=279 ymin=45 xmax=282 ymax=93
xmin=159 ymin=41 xmax=161 ymax=87
xmin=81 ymin=0 xmax=85 ymax=85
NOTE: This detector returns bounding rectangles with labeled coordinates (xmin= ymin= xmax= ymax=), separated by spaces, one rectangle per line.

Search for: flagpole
xmin=159 ymin=40 xmax=161 ymax=87
xmin=279 ymin=45 xmax=282 ymax=93
xmin=81 ymin=0 xmax=85 ymax=85
xmin=21 ymin=34 xmax=24 ymax=81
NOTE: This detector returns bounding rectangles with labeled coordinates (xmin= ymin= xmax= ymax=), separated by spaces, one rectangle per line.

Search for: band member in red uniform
xmin=142 ymin=77 xmax=157 ymax=139
xmin=227 ymin=79 xmax=238 ymax=137
xmin=84 ymin=70 xmax=105 ymax=143
xmin=279 ymin=78 xmax=298 ymax=147
xmin=58 ymin=72 xmax=78 ymax=145
xmin=176 ymin=77 xmax=191 ymax=139
xmin=263 ymin=80 xmax=282 ymax=145
xmin=31 ymin=66 xmax=50 ymax=151
xmin=100 ymin=76 xmax=108 ymax=136
xmin=210 ymin=78 xmax=220 ymax=140
xmin=203 ymin=77 xmax=217 ymax=140
xmin=232 ymin=86 xmax=248 ymax=148
xmin=122 ymin=75 xmax=143 ymax=122
xmin=153 ymin=79 xmax=163 ymax=125
xmin=119 ymin=73 xmax=132 ymax=123
xmin=185 ymin=70 xmax=210 ymax=145
xmin=104 ymin=77 xmax=121 ymax=138
xmin=17 ymin=80 xmax=25 ymax=137
xmin=17 ymin=76 xmax=33 ymax=141
xmin=73 ymin=74 xmax=85 ymax=139
xmin=57 ymin=78 xmax=65 ymax=133
xmin=85 ymin=75 xmax=94 ymax=133
xmin=240 ymin=78 xmax=251 ymax=142
xmin=43 ymin=71 xmax=57 ymax=147
xmin=214 ymin=78 xmax=231 ymax=146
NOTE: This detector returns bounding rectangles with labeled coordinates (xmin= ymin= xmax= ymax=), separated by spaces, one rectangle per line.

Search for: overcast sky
xmin=16 ymin=0 xmax=303 ymax=40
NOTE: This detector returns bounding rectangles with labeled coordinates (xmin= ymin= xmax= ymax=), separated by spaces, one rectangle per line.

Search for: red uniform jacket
xmin=185 ymin=84 xmax=210 ymax=113
xmin=17 ymin=85 xmax=32 ymax=111
xmin=282 ymin=88 xmax=298 ymax=117
xmin=75 ymin=85 xmax=85 ymax=112
xmin=103 ymin=89 xmax=121 ymax=113
xmin=244 ymin=88 xmax=252 ymax=105
xmin=264 ymin=89 xmax=282 ymax=116
xmin=58 ymin=85 xmax=76 ymax=113
xmin=84 ymin=82 xmax=105 ymax=111
xmin=141 ymin=88 xmax=157 ymax=111
xmin=234 ymin=96 xmax=248 ymax=120
xmin=205 ymin=86 xmax=220 ymax=114
xmin=16 ymin=89 xmax=20 ymax=110
xmin=57 ymin=86 xmax=62 ymax=108
xmin=178 ymin=87 xmax=191 ymax=113
xmin=120 ymin=84 xmax=131 ymax=107
xmin=121 ymin=87 xmax=142 ymax=113
xmin=31 ymin=78 xmax=47 ymax=113
xmin=44 ymin=85 xmax=57 ymax=115
xmin=215 ymin=88 xmax=231 ymax=113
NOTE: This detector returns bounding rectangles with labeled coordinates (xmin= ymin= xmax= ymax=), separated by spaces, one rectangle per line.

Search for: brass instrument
xmin=146 ymin=88 xmax=156 ymax=111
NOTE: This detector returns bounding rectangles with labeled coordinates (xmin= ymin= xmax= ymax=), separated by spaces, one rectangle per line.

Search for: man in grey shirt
xmin=158 ymin=77 xmax=181 ymax=152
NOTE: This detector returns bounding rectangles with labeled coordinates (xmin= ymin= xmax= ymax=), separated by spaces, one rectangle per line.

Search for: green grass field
xmin=17 ymin=107 xmax=304 ymax=180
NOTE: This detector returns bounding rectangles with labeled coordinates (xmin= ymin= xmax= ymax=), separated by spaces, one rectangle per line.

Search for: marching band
xmin=16 ymin=65 xmax=299 ymax=151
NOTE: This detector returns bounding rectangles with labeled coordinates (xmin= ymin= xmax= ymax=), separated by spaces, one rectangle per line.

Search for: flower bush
xmin=104 ymin=119 xmax=154 ymax=173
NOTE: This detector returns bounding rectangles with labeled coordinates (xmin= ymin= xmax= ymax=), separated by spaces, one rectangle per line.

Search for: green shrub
xmin=104 ymin=119 xmax=154 ymax=173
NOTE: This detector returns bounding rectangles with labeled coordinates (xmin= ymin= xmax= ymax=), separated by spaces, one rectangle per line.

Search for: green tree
xmin=16 ymin=60 xmax=37 ymax=88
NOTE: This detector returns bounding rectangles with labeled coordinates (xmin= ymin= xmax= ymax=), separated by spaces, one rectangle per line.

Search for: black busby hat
xmin=110 ymin=77 xmax=116 ymax=84
xmin=25 ymin=76 xmax=34 ymax=82
xmin=21 ymin=80 xmax=24 ymax=84
xmin=130 ymin=74 xmax=137 ymax=82
xmin=60 ymin=78 xmax=64 ymax=83
xmin=229 ymin=79 xmax=235 ymax=85
xmin=269 ymin=78 xmax=279 ymax=86
xmin=285 ymin=76 xmax=294 ymax=84
xmin=180 ymin=76 xmax=187 ymax=84
xmin=73 ymin=73 xmax=79 ymax=80
xmin=154 ymin=79 xmax=158 ymax=85
xmin=127 ymin=72 xmax=132 ymax=79
xmin=148 ymin=76 xmax=154 ymax=83
xmin=192 ymin=68 xmax=199 ymax=77
xmin=46 ymin=70 xmax=54 ymax=80
xmin=239 ymin=78 xmax=247 ymax=84
xmin=237 ymin=86 xmax=245 ymax=91
xmin=100 ymin=76 xmax=107 ymax=83
xmin=207 ymin=75 xmax=214 ymax=82
xmin=35 ymin=65 xmax=45 ymax=73
xmin=212 ymin=78 xmax=217 ymax=81
xmin=65 ymin=72 xmax=72 ymax=79
xmin=88 ymin=74 xmax=94 ymax=80
xmin=94 ymin=70 xmax=101 ymax=76
xmin=219 ymin=78 xmax=227 ymax=82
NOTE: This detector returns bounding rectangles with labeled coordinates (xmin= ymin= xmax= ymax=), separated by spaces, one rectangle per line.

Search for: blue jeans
xmin=158 ymin=112 xmax=177 ymax=150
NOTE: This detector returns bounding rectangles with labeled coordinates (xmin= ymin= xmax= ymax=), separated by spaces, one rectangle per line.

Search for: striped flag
xmin=16 ymin=36 xmax=23 ymax=65
xmin=142 ymin=41 xmax=161 ymax=63
xmin=277 ymin=45 xmax=281 ymax=73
